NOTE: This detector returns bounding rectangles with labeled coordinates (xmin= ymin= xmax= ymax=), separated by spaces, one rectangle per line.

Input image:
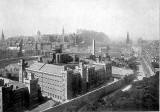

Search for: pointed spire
xmin=126 ymin=32 xmax=130 ymax=44
xmin=18 ymin=39 xmax=23 ymax=57
xmin=62 ymin=26 xmax=64 ymax=35
xmin=62 ymin=26 xmax=65 ymax=43
xmin=37 ymin=30 xmax=41 ymax=36
xmin=1 ymin=30 xmax=4 ymax=41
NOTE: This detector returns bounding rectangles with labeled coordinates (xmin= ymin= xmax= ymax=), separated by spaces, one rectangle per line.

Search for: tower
xmin=37 ymin=30 xmax=41 ymax=36
xmin=19 ymin=59 xmax=24 ymax=83
xmin=18 ymin=59 xmax=28 ymax=83
xmin=1 ymin=30 xmax=4 ymax=41
xmin=35 ymin=42 xmax=38 ymax=55
xmin=36 ymin=30 xmax=41 ymax=42
xmin=92 ymin=39 xmax=95 ymax=55
xmin=18 ymin=39 xmax=23 ymax=57
xmin=62 ymin=27 xmax=65 ymax=43
xmin=126 ymin=32 xmax=130 ymax=44
xmin=62 ymin=27 xmax=64 ymax=35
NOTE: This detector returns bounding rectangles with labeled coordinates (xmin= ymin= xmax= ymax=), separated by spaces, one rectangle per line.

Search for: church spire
xmin=62 ymin=26 xmax=65 ymax=43
xmin=126 ymin=32 xmax=130 ymax=44
xmin=1 ymin=30 xmax=4 ymax=41
xmin=62 ymin=26 xmax=64 ymax=35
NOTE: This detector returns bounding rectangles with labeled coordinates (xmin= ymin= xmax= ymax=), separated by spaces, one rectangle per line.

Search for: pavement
xmin=141 ymin=57 xmax=154 ymax=77
xmin=135 ymin=64 xmax=145 ymax=81
xmin=133 ymin=46 xmax=154 ymax=78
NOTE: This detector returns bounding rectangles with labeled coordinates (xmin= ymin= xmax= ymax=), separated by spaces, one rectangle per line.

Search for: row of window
xmin=29 ymin=72 xmax=64 ymax=80
xmin=41 ymin=85 xmax=64 ymax=93
xmin=34 ymin=74 xmax=63 ymax=83
xmin=36 ymin=72 xmax=64 ymax=79
xmin=38 ymin=80 xmax=64 ymax=88
xmin=106 ymin=68 xmax=111 ymax=71
xmin=42 ymin=90 xmax=63 ymax=100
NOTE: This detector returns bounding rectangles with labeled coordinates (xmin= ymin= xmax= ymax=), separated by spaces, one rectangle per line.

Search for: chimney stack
xmin=56 ymin=53 xmax=61 ymax=64
xmin=18 ymin=59 xmax=24 ymax=83
xmin=92 ymin=39 xmax=95 ymax=55
xmin=38 ymin=56 xmax=43 ymax=62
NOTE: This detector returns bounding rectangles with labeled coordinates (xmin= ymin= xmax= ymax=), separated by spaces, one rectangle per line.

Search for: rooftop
xmin=0 ymin=77 xmax=26 ymax=89
xmin=8 ymin=80 xmax=26 ymax=90
xmin=112 ymin=66 xmax=133 ymax=76
xmin=26 ymin=62 xmax=66 ymax=75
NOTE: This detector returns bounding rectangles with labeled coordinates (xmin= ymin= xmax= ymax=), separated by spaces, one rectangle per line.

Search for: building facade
xmin=25 ymin=60 xmax=112 ymax=103
xmin=0 ymin=80 xmax=30 ymax=112
xmin=25 ymin=63 xmax=74 ymax=102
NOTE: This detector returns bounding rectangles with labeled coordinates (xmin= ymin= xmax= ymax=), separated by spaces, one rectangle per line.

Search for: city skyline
xmin=0 ymin=0 xmax=159 ymax=40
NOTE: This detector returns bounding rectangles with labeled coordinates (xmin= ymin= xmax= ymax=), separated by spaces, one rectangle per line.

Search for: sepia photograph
xmin=0 ymin=0 xmax=159 ymax=112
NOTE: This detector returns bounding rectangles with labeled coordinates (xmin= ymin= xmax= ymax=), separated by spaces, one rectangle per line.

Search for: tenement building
xmin=0 ymin=79 xmax=29 ymax=112
xmin=0 ymin=76 xmax=41 ymax=112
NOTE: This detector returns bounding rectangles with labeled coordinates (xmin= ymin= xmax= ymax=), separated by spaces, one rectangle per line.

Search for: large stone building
xmin=25 ymin=63 xmax=72 ymax=102
xmin=25 ymin=58 xmax=112 ymax=103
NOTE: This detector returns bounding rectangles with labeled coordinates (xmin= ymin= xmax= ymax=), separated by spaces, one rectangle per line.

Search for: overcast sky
xmin=0 ymin=0 xmax=159 ymax=40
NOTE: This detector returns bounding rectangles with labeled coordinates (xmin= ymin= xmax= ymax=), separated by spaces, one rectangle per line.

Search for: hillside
xmin=77 ymin=29 xmax=110 ymax=46
xmin=83 ymin=71 xmax=159 ymax=111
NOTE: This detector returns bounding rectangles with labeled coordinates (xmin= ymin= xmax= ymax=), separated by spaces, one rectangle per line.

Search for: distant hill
xmin=77 ymin=29 xmax=110 ymax=46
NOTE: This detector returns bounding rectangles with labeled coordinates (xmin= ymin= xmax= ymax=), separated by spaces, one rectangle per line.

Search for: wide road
xmin=133 ymin=46 xmax=154 ymax=77
xmin=141 ymin=56 xmax=154 ymax=77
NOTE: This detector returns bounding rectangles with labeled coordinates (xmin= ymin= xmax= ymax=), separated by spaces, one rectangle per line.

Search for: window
xmin=31 ymin=73 xmax=35 ymax=79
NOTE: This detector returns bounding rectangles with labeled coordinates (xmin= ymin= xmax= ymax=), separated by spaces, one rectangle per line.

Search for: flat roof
xmin=9 ymin=81 xmax=26 ymax=89
xmin=112 ymin=66 xmax=133 ymax=76
xmin=0 ymin=77 xmax=26 ymax=89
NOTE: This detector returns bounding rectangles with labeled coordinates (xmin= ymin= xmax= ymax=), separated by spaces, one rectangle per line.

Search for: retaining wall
xmin=43 ymin=78 xmax=127 ymax=112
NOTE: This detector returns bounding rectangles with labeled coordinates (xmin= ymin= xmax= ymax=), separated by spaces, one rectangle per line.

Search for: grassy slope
xmin=85 ymin=72 xmax=159 ymax=111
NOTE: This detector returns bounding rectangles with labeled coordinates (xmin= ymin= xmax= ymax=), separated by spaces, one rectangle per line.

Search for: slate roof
xmin=26 ymin=62 xmax=65 ymax=75
xmin=26 ymin=62 xmax=45 ymax=71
